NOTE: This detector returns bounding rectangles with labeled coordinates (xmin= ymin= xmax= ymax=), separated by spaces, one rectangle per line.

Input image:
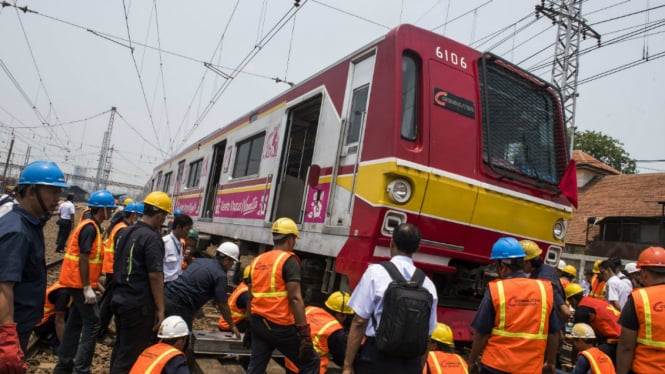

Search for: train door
xmin=201 ymin=141 xmax=226 ymax=218
xmin=421 ymin=59 xmax=479 ymax=247
xmin=328 ymin=52 xmax=376 ymax=227
xmin=271 ymin=95 xmax=322 ymax=222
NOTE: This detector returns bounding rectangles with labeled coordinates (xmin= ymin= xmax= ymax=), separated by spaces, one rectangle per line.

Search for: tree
xmin=573 ymin=130 xmax=637 ymax=174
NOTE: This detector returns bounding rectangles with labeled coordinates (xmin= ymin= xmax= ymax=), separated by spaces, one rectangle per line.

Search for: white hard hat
xmin=566 ymin=323 xmax=596 ymax=339
xmin=624 ymin=262 xmax=639 ymax=274
xmin=158 ymin=316 xmax=189 ymax=339
xmin=557 ymin=259 xmax=567 ymax=271
xmin=216 ymin=242 xmax=239 ymax=262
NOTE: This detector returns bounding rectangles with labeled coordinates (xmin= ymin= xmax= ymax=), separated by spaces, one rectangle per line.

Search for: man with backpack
xmin=342 ymin=223 xmax=438 ymax=374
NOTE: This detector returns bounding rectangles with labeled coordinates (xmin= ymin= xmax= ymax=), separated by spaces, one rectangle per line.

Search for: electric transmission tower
xmin=95 ymin=107 xmax=116 ymax=191
xmin=536 ymin=0 xmax=600 ymax=156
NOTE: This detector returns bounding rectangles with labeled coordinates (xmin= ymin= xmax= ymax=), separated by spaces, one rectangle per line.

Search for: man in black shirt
xmin=109 ymin=191 xmax=171 ymax=374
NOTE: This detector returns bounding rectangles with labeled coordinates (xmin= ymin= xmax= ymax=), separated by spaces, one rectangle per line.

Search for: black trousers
xmin=97 ymin=275 xmax=114 ymax=339
xmin=56 ymin=219 xmax=72 ymax=252
xmin=109 ymin=304 xmax=157 ymax=374
xmin=353 ymin=337 xmax=422 ymax=374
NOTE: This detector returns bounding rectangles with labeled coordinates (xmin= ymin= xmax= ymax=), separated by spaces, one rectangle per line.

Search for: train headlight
xmin=553 ymin=219 xmax=567 ymax=241
xmin=386 ymin=178 xmax=412 ymax=204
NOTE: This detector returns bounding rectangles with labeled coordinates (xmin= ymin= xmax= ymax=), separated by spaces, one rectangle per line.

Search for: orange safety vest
xmin=250 ymin=250 xmax=297 ymax=325
xmin=423 ymin=350 xmax=468 ymax=374
xmin=560 ymin=277 xmax=571 ymax=290
xmin=180 ymin=238 xmax=188 ymax=270
xmin=578 ymin=296 xmax=621 ymax=341
xmin=631 ymin=284 xmax=665 ymax=373
xmin=590 ymin=275 xmax=606 ymax=299
xmin=284 ymin=306 xmax=344 ymax=373
xmin=36 ymin=282 xmax=69 ymax=327
xmin=482 ymin=278 xmax=553 ymax=373
xmin=129 ymin=342 xmax=184 ymax=374
xmin=58 ymin=218 xmax=103 ymax=289
xmin=579 ymin=347 xmax=616 ymax=374
xmin=102 ymin=221 xmax=127 ymax=274
xmin=218 ymin=282 xmax=249 ymax=330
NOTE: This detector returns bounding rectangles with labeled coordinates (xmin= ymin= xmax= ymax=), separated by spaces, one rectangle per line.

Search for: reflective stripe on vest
xmin=37 ymin=282 xmax=68 ymax=326
xmin=59 ymin=219 xmax=103 ymax=288
xmin=423 ymin=351 xmax=469 ymax=374
xmin=491 ymin=279 xmax=548 ymax=340
xmin=579 ymin=347 xmax=616 ymax=374
xmin=218 ymin=282 xmax=249 ymax=330
xmin=590 ymin=276 xmax=606 ymax=299
xmin=102 ymin=222 xmax=127 ymax=274
xmin=482 ymin=277 xmax=553 ymax=373
xmin=635 ymin=287 xmax=665 ymax=348
xmin=129 ymin=342 xmax=184 ymax=374
xmin=305 ymin=306 xmax=342 ymax=357
xmin=250 ymin=250 xmax=295 ymax=325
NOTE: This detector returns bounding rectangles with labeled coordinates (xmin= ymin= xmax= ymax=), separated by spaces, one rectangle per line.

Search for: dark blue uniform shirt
xmin=165 ymin=258 xmax=228 ymax=311
xmin=0 ymin=205 xmax=46 ymax=334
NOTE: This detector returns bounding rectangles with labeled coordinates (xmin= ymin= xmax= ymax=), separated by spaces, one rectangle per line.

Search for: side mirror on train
xmin=307 ymin=165 xmax=321 ymax=188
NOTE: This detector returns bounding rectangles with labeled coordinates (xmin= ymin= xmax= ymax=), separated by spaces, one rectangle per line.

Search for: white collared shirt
xmin=348 ymin=255 xmax=438 ymax=337
xmin=163 ymin=233 xmax=184 ymax=282
xmin=58 ymin=201 xmax=75 ymax=219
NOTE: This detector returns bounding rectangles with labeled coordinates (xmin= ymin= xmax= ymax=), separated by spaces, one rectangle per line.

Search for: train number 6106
xmin=435 ymin=47 xmax=467 ymax=69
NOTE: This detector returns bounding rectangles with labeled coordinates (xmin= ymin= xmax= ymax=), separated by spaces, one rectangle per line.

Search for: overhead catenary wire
xmin=151 ymin=0 xmax=173 ymax=153
xmin=121 ymin=0 xmax=164 ymax=156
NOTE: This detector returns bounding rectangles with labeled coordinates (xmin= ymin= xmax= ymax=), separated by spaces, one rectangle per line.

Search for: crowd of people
xmin=1 ymin=160 xmax=665 ymax=374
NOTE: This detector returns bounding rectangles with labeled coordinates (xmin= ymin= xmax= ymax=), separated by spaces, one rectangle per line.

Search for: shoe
xmin=55 ymin=250 xmax=64 ymax=253
xmin=98 ymin=334 xmax=115 ymax=346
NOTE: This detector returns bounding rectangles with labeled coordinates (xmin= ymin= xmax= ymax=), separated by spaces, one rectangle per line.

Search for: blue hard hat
xmin=18 ymin=161 xmax=69 ymax=188
xmin=88 ymin=190 xmax=118 ymax=208
xmin=490 ymin=237 xmax=525 ymax=260
xmin=174 ymin=209 xmax=183 ymax=215
xmin=124 ymin=201 xmax=144 ymax=214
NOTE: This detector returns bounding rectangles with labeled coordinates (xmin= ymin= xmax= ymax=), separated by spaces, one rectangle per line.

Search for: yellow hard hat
xmin=564 ymin=283 xmax=584 ymax=300
xmin=562 ymin=264 xmax=577 ymax=278
xmin=431 ymin=323 xmax=454 ymax=346
xmin=271 ymin=217 xmax=300 ymax=239
xmin=593 ymin=259 xmax=602 ymax=274
xmin=143 ymin=191 xmax=173 ymax=214
xmin=243 ymin=266 xmax=250 ymax=280
xmin=566 ymin=323 xmax=596 ymax=339
xmin=325 ymin=291 xmax=354 ymax=314
xmin=519 ymin=240 xmax=542 ymax=261
xmin=123 ymin=198 xmax=133 ymax=206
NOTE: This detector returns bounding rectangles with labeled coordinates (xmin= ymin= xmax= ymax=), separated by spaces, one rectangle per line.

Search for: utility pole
xmin=536 ymin=0 xmax=600 ymax=157
xmin=95 ymin=107 xmax=116 ymax=191
xmin=1 ymin=131 xmax=15 ymax=190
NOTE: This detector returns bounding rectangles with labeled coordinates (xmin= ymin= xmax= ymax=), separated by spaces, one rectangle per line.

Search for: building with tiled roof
xmin=566 ymin=151 xmax=665 ymax=261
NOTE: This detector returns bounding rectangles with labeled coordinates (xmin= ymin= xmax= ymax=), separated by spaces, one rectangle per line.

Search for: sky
xmin=1 ymin=0 xmax=664 ymax=189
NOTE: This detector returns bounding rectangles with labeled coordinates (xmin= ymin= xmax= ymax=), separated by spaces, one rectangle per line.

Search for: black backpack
xmin=371 ymin=261 xmax=433 ymax=357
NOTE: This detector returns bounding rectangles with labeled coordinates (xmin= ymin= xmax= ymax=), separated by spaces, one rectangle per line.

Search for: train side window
xmin=233 ymin=132 xmax=266 ymax=178
xmin=162 ymin=172 xmax=172 ymax=193
xmin=345 ymin=85 xmax=369 ymax=145
xmin=186 ymin=158 xmax=203 ymax=188
xmin=401 ymin=54 xmax=420 ymax=141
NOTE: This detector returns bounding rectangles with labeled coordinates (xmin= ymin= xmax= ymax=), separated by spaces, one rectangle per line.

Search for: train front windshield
xmin=479 ymin=55 xmax=567 ymax=186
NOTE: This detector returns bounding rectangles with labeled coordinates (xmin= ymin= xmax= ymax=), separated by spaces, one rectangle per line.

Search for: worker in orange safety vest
xmin=246 ymin=217 xmax=319 ymax=374
xmin=589 ymin=260 xmax=607 ymax=300
xmin=218 ymin=266 xmax=251 ymax=333
xmin=564 ymin=323 xmax=616 ymax=374
xmin=422 ymin=323 xmax=468 ymax=374
xmin=284 ymin=291 xmax=355 ymax=373
xmin=130 ymin=315 xmax=190 ymax=374
xmin=468 ymin=237 xmax=559 ymax=374
xmin=55 ymin=190 xmax=117 ymax=373
xmin=617 ymin=246 xmax=665 ymax=374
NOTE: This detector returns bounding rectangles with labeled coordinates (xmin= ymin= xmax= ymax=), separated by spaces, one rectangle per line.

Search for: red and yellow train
xmin=148 ymin=24 xmax=575 ymax=341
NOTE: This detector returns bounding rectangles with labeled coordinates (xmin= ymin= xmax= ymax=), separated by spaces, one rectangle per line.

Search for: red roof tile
xmin=572 ymin=150 xmax=621 ymax=175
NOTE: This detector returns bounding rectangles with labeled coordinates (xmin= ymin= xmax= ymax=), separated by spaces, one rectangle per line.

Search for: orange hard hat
xmin=637 ymin=247 xmax=665 ymax=269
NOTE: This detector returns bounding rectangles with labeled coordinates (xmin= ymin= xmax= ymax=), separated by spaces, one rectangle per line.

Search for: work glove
xmin=296 ymin=323 xmax=314 ymax=362
xmin=83 ymin=286 xmax=97 ymax=304
xmin=0 ymin=323 xmax=28 ymax=373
